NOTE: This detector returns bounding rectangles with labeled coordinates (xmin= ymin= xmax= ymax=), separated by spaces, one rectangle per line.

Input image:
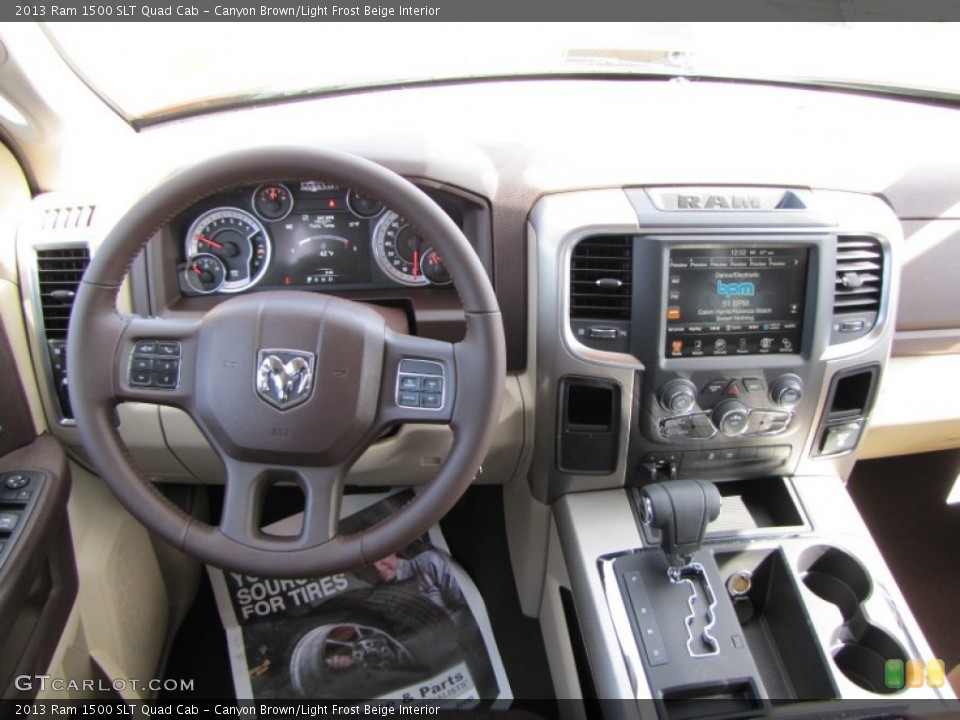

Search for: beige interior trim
xmin=861 ymin=354 xmax=960 ymax=458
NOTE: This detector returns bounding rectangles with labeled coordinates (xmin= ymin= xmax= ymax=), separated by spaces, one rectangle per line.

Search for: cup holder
xmin=799 ymin=546 xmax=871 ymax=620
xmin=833 ymin=627 xmax=907 ymax=695
xmin=798 ymin=546 xmax=907 ymax=695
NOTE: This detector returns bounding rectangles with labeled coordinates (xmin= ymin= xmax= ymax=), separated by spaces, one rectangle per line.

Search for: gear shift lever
xmin=640 ymin=479 xmax=721 ymax=575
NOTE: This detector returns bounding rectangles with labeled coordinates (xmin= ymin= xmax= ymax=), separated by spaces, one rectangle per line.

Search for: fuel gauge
xmin=184 ymin=253 xmax=227 ymax=294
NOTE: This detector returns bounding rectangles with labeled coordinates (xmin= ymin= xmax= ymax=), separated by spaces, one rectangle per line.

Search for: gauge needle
xmin=413 ymin=249 xmax=420 ymax=278
xmin=199 ymin=235 xmax=223 ymax=250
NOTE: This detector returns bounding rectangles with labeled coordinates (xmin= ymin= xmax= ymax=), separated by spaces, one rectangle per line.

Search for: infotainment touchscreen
xmin=664 ymin=247 xmax=808 ymax=357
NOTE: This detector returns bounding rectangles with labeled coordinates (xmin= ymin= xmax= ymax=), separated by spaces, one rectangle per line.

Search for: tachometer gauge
xmin=183 ymin=253 xmax=227 ymax=294
xmin=253 ymin=183 xmax=294 ymax=221
xmin=372 ymin=211 xmax=429 ymax=287
xmin=184 ymin=207 xmax=271 ymax=293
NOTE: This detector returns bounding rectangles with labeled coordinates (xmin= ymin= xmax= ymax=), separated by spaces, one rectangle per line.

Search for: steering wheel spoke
xmin=219 ymin=460 xmax=344 ymax=552
xmin=377 ymin=329 xmax=456 ymax=427
xmin=114 ymin=315 xmax=201 ymax=408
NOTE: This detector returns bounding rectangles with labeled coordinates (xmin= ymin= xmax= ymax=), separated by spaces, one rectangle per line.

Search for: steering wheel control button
xmin=399 ymin=359 xmax=443 ymax=376
xmin=3 ymin=473 xmax=29 ymax=490
xmin=395 ymin=359 xmax=445 ymax=411
xmin=156 ymin=373 xmax=178 ymax=389
xmin=156 ymin=359 xmax=179 ymax=373
xmin=132 ymin=357 xmax=154 ymax=372
xmin=420 ymin=393 xmax=442 ymax=409
xmin=130 ymin=371 xmax=153 ymax=386
xmin=398 ymin=391 xmax=421 ymax=407
xmin=422 ymin=377 xmax=443 ymax=393
xmin=130 ymin=340 xmax=182 ymax=389
xmin=399 ymin=375 xmax=421 ymax=391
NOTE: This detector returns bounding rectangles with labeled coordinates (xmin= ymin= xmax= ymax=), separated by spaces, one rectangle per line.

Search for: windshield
xmin=45 ymin=22 xmax=960 ymax=122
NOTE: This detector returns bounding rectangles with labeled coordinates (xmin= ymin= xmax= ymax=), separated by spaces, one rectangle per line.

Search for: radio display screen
xmin=664 ymin=247 xmax=808 ymax=357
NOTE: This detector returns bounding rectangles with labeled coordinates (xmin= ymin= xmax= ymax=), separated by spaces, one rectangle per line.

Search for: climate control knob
xmin=659 ymin=380 xmax=698 ymax=415
xmin=712 ymin=399 xmax=751 ymax=437
xmin=770 ymin=375 xmax=804 ymax=408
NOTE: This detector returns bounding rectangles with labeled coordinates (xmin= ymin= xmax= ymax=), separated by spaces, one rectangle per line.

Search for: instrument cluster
xmin=177 ymin=181 xmax=455 ymax=296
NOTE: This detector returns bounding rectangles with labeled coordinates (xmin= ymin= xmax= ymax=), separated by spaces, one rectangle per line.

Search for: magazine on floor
xmin=209 ymin=489 xmax=512 ymax=702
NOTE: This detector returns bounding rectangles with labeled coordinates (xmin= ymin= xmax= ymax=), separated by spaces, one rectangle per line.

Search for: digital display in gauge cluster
xmin=179 ymin=181 xmax=453 ymax=295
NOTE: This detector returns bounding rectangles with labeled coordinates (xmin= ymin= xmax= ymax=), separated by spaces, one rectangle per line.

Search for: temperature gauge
xmin=184 ymin=253 xmax=227 ymax=294
xmin=253 ymin=183 xmax=294 ymax=221
xmin=421 ymin=246 xmax=452 ymax=286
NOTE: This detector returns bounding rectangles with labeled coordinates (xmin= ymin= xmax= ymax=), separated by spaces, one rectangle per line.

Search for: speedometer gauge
xmin=184 ymin=207 xmax=272 ymax=293
xmin=372 ymin=211 xmax=430 ymax=287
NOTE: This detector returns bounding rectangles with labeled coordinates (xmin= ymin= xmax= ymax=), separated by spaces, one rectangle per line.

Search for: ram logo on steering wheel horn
xmin=256 ymin=349 xmax=316 ymax=409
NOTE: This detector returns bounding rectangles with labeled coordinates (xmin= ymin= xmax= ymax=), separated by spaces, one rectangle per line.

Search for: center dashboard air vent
xmin=569 ymin=236 xmax=632 ymax=351
xmin=831 ymin=235 xmax=883 ymax=344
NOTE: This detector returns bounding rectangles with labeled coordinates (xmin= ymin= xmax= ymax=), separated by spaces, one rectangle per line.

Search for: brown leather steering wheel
xmin=68 ymin=147 xmax=505 ymax=577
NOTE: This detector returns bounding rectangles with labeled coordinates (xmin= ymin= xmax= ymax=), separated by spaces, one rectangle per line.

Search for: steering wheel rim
xmin=67 ymin=147 xmax=505 ymax=577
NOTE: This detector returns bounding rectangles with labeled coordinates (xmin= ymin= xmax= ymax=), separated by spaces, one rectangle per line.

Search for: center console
xmin=527 ymin=187 xmax=953 ymax=715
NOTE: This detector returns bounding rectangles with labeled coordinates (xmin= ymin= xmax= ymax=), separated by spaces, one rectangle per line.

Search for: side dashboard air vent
xmin=831 ymin=235 xmax=883 ymax=343
xmin=570 ymin=236 xmax=633 ymax=320
xmin=36 ymin=246 xmax=90 ymax=340
xmin=41 ymin=205 xmax=96 ymax=232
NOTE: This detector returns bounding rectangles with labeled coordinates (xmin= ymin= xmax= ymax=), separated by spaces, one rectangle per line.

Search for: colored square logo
xmin=906 ymin=659 xmax=925 ymax=688
xmin=885 ymin=659 xmax=904 ymax=689
xmin=927 ymin=659 xmax=945 ymax=688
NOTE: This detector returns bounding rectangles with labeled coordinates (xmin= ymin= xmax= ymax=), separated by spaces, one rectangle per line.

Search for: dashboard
xmin=5 ymin=61 xmax=960 ymax=708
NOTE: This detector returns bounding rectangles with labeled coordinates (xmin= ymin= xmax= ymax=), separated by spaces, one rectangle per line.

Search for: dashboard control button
xmin=157 ymin=342 xmax=181 ymax=357
xmin=15 ymin=490 xmax=31 ymax=502
xmin=770 ymin=375 xmax=803 ymax=407
xmin=743 ymin=377 xmax=764 ymax=393
xmin=0 ymin=511 xmax=21 ymax=532
xmin=821 ymin=422 xmax=863 ymax=455
xmin=659 ymin=380 xmax=698 ymax=414
xmin=588 ymin=327 xmax=619 ymax=340
xmin=134 ymin=341 xmax=158 ymax=355
xmin=660 ymin=414 xmax=715 ymax=440
xmin=723 ymin=380 xmax=745 ymax=398
xmin=3 ymin=473 xmax=29 ymax=490
xmin=840 ymin=319 xmax=866 ymax=333
xmin=702 ymin=380 xmax=726 ymax=396
xmin=712 ymin=399 xmax=750 ymax=437
xmin=720 ymin=448 xmax=739 ymax=461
